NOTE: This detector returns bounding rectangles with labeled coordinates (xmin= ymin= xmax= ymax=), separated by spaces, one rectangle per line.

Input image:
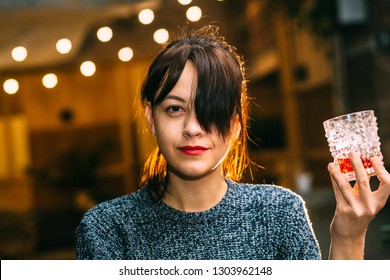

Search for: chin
xmin=169 ymin=167 xmax=217 ymax=181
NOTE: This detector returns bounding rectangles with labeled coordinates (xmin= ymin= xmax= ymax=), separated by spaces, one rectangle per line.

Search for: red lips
xmin=178 ymin=146 xmax=209 ymax=155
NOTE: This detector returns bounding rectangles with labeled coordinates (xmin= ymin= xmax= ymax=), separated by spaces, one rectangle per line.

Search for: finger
xmin=328 ymin=165 xmax=343 ymax=204
xmin=371 ymin=156 xmax=390 ymax=201
xmin=372 ymin=156 xmax=390 ymax=183
xmin=328 ymin=162 xmax=356 ymax=206
xmin=349 ymin=151 xmax=371 ymax=197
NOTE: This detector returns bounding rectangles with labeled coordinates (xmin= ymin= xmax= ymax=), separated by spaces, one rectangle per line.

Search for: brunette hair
xmin=140 ymin=25 xmax=251 ymax=200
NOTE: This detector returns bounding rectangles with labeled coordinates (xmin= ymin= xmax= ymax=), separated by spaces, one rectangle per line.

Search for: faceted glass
xmin=323 ymin=110 xmax=382 ymax=181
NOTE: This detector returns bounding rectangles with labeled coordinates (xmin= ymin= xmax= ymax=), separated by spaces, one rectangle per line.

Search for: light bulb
xmin=3 ymin=79 xmax=19 ymax=94
xmin=186 ymin=6 xmax=202 ymax=22
xmin=138 ymin=9 xmax=154 ymax=25
xmin=97 ymin=26 xmax=113 ymax=42
xmin=178 ymin=0 xmax=192 ymax=5
xmin=80 ymin=61 xmax=96 ymax=77
xmin=56 ymin=38 xmax=72 ymax=54
xmin=11 ymin=46 xmax=28 ymax=62
xmin=153 ymin=29 xmax=169 ymax=44
xmin=118 ymin=47 xmax=134 ymax=62
xmin=42 ymin=73 xmax=58 ymax=89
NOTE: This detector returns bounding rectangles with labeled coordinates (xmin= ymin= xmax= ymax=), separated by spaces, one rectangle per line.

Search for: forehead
xmin=164 ymin=61 xmax=197 ymax=102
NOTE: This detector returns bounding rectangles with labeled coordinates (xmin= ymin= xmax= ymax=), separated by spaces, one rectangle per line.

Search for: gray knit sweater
xmin=76 ymin=179 xmax=321 ymax=259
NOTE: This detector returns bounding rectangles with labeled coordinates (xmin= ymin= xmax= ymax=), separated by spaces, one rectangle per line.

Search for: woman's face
xmin=145 ymin=61 xmax=239 ymax=180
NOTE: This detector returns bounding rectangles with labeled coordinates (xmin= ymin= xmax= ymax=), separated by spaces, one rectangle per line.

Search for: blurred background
xmin=0 ymin=0 xmax=389 ymax=260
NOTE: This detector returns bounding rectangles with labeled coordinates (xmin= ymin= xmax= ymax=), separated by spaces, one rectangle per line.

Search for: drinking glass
xmin=323 ymin=110 xmax=382 ymax=181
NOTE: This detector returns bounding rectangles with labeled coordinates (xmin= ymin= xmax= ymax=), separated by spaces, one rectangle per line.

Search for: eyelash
xmin=165 ymin=105 xmax=184 ymax=114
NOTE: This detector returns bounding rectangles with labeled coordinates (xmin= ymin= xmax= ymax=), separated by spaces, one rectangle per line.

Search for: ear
xmin=232 ymin=115 xmax=241 ymax=140
xmin=145 ymin=103 xmax=156 ymax=135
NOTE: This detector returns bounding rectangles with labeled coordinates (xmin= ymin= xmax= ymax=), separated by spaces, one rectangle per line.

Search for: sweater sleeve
xmin=276 ymin=193 xmax=321 ymax=260
xmin=75 ymin=209 xmax=126 ymax=260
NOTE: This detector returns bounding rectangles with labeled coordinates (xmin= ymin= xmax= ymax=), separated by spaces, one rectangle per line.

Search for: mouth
xmin=178 ymin=146 xmax=209 ymax=155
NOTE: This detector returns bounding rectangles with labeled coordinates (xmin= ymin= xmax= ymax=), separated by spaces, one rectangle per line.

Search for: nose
xmin=182 ymin=111 xmax=204 ymax=137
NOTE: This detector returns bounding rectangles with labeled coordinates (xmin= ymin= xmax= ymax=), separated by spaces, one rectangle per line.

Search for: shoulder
xmin=228 ymin=179 xmax=302 ymax=201
xmin=76 ymin=187 xmax=154 ymax=259
xmin=226 ymin=179 xmax=306 ymax=211
xmin=79 ymin=187 xmax=149 ymax=228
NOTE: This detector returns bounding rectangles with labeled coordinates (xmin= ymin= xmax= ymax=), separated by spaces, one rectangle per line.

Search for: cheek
xmin=154 ymin=121 xmax=177 ymax=147
xmin=220 ymin=141 xmax=232 ymax=155
xmin=212 ymin=134 xmax=232 ymax=152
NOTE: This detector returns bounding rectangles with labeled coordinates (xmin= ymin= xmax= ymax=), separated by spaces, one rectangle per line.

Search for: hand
xmin=327 ymin=151 xmax=390 ymax=259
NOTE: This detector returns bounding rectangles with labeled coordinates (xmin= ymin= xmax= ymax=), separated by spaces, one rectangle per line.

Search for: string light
xmin=80 ymin=61 xmax=96 ymax=77
xmin=178 ymin=0 xmax=192 ymax=5
xmin=118 ymin=47 xmax=134 ymax=62
xmin=186 ymin=6 xmax=202 ymax=22
xmin=42 ymin=73 xmax=58 ymax=89
xmin=11 ymin=46 xmax=28 ymax=62
xmin=153 ymin=29 xmax=169 ymax=44
xmin=4 ymin=4 xmax=214 ymax=82
xmin=97 ymin=26 xmax=113 ymax=42
xmin=56 ymin=38 xmax=72 ymax=54
xmin=3 ymin=79 xmax=19 ymax=94
xmin=138 ymin=9 xmax=154 ymax=25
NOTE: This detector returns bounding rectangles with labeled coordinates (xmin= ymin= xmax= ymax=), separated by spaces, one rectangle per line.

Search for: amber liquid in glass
xmin=337 ymin=157 xmax=373 ymax=173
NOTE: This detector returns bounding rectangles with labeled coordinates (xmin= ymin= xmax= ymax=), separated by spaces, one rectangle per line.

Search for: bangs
xmin=192 ymin=46 xmax=242 ymax=139
xmin=141 ymin=30 xmax=244 ymax=139
xmin=144 ymin=44 xmax=190 ymax=106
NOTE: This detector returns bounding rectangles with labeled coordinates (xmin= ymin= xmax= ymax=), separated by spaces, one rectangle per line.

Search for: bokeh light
xmin=178 ymin=0 xmax=192 ymax=5
xmin=186 ymin=6 xmax=202 ymax=22
xmin=153 ymin=29 xmax=169 ymax=44
xmin=56 ymin=38 xmax=72 ymax=54
xmin=97 ymin=26 xmax=113 ymax=42
xmin=3 ymin=79 xmax=19 ymax=94
xmin=118 ymin=47 xmax=134 ymax=62
xmin=80 ymin=61 xmax=96 ymax=77
xmin=11 ymin=46 xmax=28 ymax=62
xmin=42 ymin=73 xmax=58 ymax=89
xmin=138 ymin=9 xmax=154 ymax=25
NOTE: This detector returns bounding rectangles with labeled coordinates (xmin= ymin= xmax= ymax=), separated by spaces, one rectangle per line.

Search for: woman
xmin=76 ymin=26 xmax=390 ymax=260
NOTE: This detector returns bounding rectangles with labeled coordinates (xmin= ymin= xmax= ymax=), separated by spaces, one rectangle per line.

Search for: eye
xmin=165 ymin=105 xmax=184 ymax=115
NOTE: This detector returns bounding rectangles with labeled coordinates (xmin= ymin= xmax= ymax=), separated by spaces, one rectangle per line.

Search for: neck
xmin=163 ymin=170 xmax=228 ymax=212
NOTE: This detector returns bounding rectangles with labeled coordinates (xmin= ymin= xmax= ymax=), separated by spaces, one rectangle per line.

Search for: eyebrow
xmin=163 ymin=94 xmax=187 ymax=103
